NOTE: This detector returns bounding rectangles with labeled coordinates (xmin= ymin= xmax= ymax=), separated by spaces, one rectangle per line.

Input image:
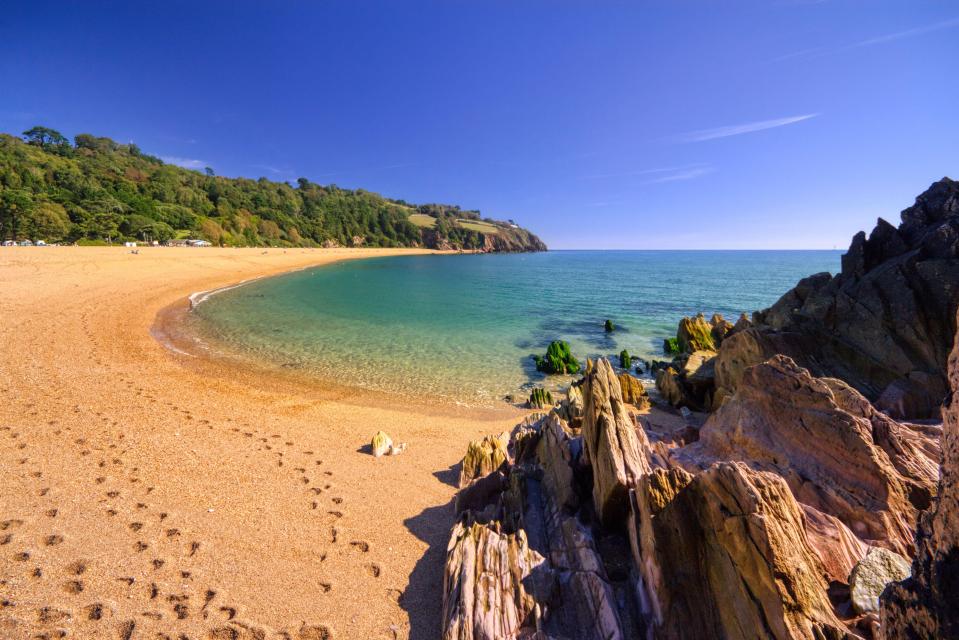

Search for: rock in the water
xmin=534 ymin=340 xmax=581 ymax=375
xmin=371 ymin=430 xmax=392 ymax=457
xmin=441 ymin=521 xmax=551 ymax=639
xmin=881 ymin=303 xmax=959 ymax=638
xmin=619 ymin=348 xmax=631 ymax=369
xmin=459 ymin=433 xmax=509 ymax=487
xmin=696 ymin=355 xmax=939 ymax=555
xmin=582 ymin=358 xmax=651 ymax=526
xmin=605 ymin=319 xmax=615 ymax=332
xmin=629 ymin=462 xmax=853 ymax=640
xmin=617 ymin=372 xmax=649 ymax=409
xmin=849 ymin=546 xmax=911 ymax=614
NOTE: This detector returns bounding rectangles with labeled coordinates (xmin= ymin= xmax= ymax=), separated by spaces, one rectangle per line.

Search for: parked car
xmin=18 ymin=240 xmax=34 ymax=246
xmin=35 ymin=240 xmax=47 ymax=246
xmin=1 ymin=240 xmax=14 ymax=247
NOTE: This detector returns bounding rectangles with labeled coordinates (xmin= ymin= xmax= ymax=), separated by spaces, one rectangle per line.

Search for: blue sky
xmin=1 ymin=1 xmax=956 ymax=249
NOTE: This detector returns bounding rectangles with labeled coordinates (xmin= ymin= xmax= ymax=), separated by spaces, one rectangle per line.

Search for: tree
xmin=0 ymin=189 xmax=34 ymax=240
xmin=22 ymin=126 xmax=69 ymax=149
xmin=24 ymin=201 xmax=71 ymax=242
xmin=204 ymin=167 xmax=215 ymax=177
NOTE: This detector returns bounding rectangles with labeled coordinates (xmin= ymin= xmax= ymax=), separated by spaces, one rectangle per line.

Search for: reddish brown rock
xmin=582 ymin=358 xmax=651 ymax=526
xmin=697 ymin=355 xmax=939 ymax=556
xmin=880 ymin=310 xmax=959 ymax=638
xmin=802 ymin=504 xmax=869 ymax=584
xmin=629 ymin=462 xmax=854 ymax=640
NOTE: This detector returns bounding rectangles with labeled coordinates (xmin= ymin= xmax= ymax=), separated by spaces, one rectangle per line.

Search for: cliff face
xmin=715 ymin=178 xmax=959 ymax=419
xmin=880 ymin=308 xmax=959 ymax=639
xmin=480 ymin=226 xmax=548 ymax=253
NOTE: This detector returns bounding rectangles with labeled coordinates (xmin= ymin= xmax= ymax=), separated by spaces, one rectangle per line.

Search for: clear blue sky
xmin=2 ymin=1 xmax=956 ymax=249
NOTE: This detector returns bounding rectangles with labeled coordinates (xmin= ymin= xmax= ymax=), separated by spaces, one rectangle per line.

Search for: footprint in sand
xmin=298 ymin=624 xmax=334 ymax=640
xmin=350 ymin=541 xmax=370 ymax=553
xmin=63 ymin=579 xmax=84 ymax=594
xmin=365 ymin=563 xmax=381 ymax=578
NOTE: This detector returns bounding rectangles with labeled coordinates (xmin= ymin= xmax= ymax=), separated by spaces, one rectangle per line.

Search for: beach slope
xmin=0 ymin=246 xmax=520 ymax=640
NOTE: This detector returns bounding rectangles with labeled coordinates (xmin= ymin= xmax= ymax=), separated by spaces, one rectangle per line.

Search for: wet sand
xmin=0 ymin=246 xmax=524 ymax=640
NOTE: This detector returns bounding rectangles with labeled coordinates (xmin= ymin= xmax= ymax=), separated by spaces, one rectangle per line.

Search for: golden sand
xmin=0 ymin=246 xmax=525 ymax=640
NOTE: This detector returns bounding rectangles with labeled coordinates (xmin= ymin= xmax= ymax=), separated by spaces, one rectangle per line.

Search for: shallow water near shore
xmin=185 ymin=250 xmax=840 ymax=405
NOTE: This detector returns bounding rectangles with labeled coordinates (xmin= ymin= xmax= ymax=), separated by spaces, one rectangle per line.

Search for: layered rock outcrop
xmin=442 ymin=356 xmax=883 ymax=639
xmin=694 ymin=355 xmax=940 ymax=555
xmin=713 ymin=178 xmax=959 ymax=419
xmin=630 ymin=462 xmax=854 ymax=640
xmin=880 ymin=308 xmax=959 ymax=638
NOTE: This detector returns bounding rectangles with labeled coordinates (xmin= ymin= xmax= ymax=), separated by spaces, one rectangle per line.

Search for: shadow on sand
xmin=432 ymin=461 xmax=460 ymax=488
xmin=401 ymin=499 xmax=456 ymax=640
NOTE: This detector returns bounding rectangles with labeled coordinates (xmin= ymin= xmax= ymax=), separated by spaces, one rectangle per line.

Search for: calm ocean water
xmin=186 ymin=250 xmax=841 ymax=405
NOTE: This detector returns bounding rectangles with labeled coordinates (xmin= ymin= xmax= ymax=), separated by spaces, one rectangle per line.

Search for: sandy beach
xmin=0 ymin=246 xmax=525 ymax=640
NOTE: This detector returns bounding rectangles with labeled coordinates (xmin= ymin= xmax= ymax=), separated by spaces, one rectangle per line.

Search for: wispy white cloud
xmin=580 ymin=163 xmax=715 ymax=184
xmin=675 ymin=114 xmax=819 ymax=143
xmin=581 ymin=164 xmax=702 ymax=180
xmin=773 ymin=16 xmax=959 ymax=62
xmin=161 ymin=156 xmax=207 ymax=170
xmin=643 ymin=165 xmax=715 ymax=184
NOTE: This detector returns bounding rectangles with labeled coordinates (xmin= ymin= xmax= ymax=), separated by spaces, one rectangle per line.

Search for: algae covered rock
xmin=534 ymin=340 xmax=581 ymax=375
xmin=617 ymin=372 xmax=649 ymax=409
xmin=849 ymin=547 xmax=911 ymax=614
xmin=604 ymin=319 xmax=615 ymax=332
xmin=663 ymin=337 xmax=681 ymax=355
xmin=677 ymin=313 xmax=716 ymax=353
xmin=459 ymin=432 xmax=510 ymax=487
xmin=527 ymin=387 xmax=554 ymax=410
xmin=618 ymin=349 xmax=631 ymax=369
xmin=371 ymin=430 xmax=392 ymax=457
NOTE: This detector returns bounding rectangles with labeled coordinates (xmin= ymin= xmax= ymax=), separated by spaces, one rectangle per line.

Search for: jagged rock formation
xmin=459 ymin=433 xmax=509 ymax=487
xmin=880 ymin=308 xmax=959 ymax=639
xmin=581 ymin=359 xmax=652 ymax=526
xmin=528 ymin=387 xmax=554 ymax=410
xmin=713 ymin=178 xmax=959 ymax=419
xmin=441 ymin=356 xmax=892 ymax=640
xmin=618 ymin=372 xmax=649 ymax=408
xmin=654 ymin=349 xmax=718 ymax=411
xmin=694 ymin=355 xmax=940 ymax=556
xmin=441 ymin=521 xmax=550 ymax=639
xmin=629 ymin=462 xmax=854 ymax=640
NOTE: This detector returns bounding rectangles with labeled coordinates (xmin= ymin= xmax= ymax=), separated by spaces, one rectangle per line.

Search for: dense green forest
xmin=0 ymin=126 xmax=545 ymax=251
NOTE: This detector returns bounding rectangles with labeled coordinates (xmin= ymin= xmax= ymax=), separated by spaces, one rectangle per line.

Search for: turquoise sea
xmin=186 ymin=250 xmax=841 ymax=405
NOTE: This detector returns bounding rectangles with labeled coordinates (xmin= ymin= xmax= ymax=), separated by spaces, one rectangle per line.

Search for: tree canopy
xmin=0 ymin=126 xmax=544 ymax=250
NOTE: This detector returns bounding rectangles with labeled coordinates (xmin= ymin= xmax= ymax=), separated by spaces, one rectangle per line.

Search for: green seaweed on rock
xmin=534 ymin=340 xmax=581 ymax=375
xmin=619 ymin=349 xmax=632 ymax=369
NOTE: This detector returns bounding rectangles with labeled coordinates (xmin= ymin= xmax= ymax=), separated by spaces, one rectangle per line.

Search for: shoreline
xmin=0 ymin=245 xmax=526 ymax=639
xmin=154 ymin=253 xmax=530 ymax=417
